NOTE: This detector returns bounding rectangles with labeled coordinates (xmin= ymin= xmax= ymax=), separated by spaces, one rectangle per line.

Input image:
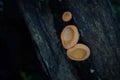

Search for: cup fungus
xmin=61 ymin=25 xmax=79 ymax=49
xmin=62 ymin=11 xmax=72 ymax=22
xmin=67 ymin=44 xmax=90 ymax=61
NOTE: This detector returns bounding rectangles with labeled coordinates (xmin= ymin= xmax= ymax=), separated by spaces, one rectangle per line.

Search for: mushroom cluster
xmin=61 ymin=11 xmax=90 ymax=61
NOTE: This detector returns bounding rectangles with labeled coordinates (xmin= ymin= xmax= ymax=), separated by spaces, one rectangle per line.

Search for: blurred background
xmin=0 ymin=0 xmax=49 ymax=80
xmin=0 ymin=0 xmax=120 ymax=80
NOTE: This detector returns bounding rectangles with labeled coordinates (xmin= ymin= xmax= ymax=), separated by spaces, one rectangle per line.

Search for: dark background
xmin=0 ymin=0 xmax=48 ymax=80
xmin=0 ymin=0 xmax=119 ymax=80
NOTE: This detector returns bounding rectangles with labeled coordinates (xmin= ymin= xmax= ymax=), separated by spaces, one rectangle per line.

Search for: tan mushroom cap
xmin=61 ymin=25 xmax=79 ymax=49
xmin=67 ymin=44 xmax=90 ymax=61
xmin=62 ymin=11 xmax=72 ymax=22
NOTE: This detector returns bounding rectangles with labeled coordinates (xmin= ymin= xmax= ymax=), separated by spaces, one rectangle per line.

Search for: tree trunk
xmin=18 ymin=0 xmax=120 ymax=80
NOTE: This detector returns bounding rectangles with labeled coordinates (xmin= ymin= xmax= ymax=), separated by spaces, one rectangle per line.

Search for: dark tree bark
xmin=18 ymin=0 xmax=120 ymax=80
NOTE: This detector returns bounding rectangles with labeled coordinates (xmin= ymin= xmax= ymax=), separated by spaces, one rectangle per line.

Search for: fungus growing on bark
xmin=61 ymin=25 xmax=79 ymax=49
xmin=67 ymin=44 xmax=90 ymax=61
xmin=62 ymin=11 xmax=72 ymax=22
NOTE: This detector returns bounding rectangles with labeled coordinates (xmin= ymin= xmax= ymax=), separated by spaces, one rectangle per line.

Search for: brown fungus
xmin=62 ymin=11 xmax=72 ymax=22
xmin=61 ymin=25 xmax=79 ymax=49
xmin=67 ymin=44 xmax=90 ymax=61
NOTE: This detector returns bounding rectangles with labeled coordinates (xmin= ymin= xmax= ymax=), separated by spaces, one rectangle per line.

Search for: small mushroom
xmin=61 ymin=25 xmax=79 ymax=49
xmin=62 ymin=11 xmax=72 ymax=22
xmin=67 ymin=44 xmax=90 ymax=61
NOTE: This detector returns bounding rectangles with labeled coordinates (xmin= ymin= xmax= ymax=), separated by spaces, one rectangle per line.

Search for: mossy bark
xmin=18 ymin=0 xmax=120 ymax=80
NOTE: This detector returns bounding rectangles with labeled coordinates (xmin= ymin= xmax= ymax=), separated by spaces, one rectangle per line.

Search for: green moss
xmin=19 ymin=70 xmax=32 ymax=80
xmin=110 ymin=0 xmax=120 ymax=20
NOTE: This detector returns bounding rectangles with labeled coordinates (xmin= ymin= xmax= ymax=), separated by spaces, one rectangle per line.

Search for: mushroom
xmin=62 ymin=11 xmax=72 ymax=22
xmin=61 ymin=25 xmax=79 ymax=49
xmin=67 ymin=44 xmax=90 ymax=61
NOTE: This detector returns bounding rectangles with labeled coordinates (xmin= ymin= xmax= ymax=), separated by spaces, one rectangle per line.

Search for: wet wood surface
xmin=18 ymin=0 xmax=120 ymax=80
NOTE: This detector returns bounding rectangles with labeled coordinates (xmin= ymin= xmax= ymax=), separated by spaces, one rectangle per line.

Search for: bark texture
xmin=18 ymin=0 xmax=120 ymax=80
